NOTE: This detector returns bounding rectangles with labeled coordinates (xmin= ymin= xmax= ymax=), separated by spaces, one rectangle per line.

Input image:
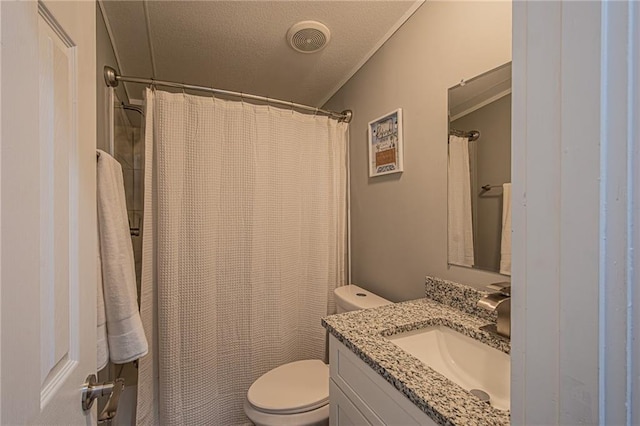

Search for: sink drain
xmin=470 ymin=389 xmax=491 ymax=404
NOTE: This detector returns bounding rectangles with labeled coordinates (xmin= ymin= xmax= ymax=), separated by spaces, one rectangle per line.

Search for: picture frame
xmin=368 ymin=108 xmax=404 ymax=177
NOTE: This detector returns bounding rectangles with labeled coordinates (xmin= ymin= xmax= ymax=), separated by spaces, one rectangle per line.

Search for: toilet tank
xmin=334 ymin=284 xmax=392 ymax=313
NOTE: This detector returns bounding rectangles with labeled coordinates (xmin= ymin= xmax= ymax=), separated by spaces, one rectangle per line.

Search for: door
xmin=1 ymin=1 xmax=97 ymax=424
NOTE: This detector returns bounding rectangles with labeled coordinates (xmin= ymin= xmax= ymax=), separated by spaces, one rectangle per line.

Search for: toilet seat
xmin=247 ymin=360 xmax=329 ymax=415
xmin=244 ymin=399 xmax=329 ymax=426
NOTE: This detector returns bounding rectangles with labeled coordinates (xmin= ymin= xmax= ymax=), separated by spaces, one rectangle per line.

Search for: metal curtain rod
xmin=481 ymin=184 xmax=503 ymax=191
xmin=449 ymin=128 xmax=480 ymax=141
xmin=119 ymin=103 xmax=145 ymax=117
xmin=104 ymin=66 xmax=353 ymax=123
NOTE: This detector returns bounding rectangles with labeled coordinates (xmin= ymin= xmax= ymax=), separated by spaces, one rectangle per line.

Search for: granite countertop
xmin=322 ymin=280 xmax=511 ymax=426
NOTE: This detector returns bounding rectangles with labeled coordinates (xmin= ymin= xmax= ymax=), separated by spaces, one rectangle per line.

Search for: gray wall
xmin=324 ymin=1 xmax=512 ymax=301
xmin=452 ymin=94 xmax=511 ymax=272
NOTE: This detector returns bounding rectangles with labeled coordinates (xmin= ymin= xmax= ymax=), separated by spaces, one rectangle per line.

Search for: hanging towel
xmin=448 ymin=135 xmax=475 ymax=267
xmin=97 ymin=149 xmax=148 ymax=364
xmin=97 ymin=230 xmax=109 ymax=370
xmin=500 ymin=183 xmax=512 ymax=276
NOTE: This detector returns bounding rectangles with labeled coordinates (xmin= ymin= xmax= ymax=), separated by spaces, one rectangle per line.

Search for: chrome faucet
xmin=477 ymin=282 xmax=511 ymax=338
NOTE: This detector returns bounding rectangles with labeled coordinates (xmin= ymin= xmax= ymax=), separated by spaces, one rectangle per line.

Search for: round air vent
xmin=287 ymin=21 xmax=331 ymax=54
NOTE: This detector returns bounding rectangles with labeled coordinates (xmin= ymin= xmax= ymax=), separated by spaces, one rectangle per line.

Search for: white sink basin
xmin=387 ymin=325 xmax=510 ymax=411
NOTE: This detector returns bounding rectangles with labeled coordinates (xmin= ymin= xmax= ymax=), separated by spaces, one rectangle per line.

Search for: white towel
xmin=97 ymin=231 xmax=109 ymax=370
xmin=97 ymin=149 xmax=148 ymax=364
xmin=448 ymin=135 xmax=475 ymax=267
xmin=500 ymin=183 xmax=512 ymax=276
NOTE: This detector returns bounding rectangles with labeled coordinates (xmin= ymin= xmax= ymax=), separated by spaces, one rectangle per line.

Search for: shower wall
xmin=113 ymin=102 xmax=144 ymax=290
xmin=97 ymin=7 xmax=143 ymax=421
xmin=107 ymin=96 xmax=145 ymax=389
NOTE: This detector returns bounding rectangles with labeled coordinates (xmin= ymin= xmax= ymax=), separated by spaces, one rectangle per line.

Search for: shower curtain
xmin=136 ymin=89 xmax=348 ymax=425
xmin=448 ymin=135 xmax=475 ymax=267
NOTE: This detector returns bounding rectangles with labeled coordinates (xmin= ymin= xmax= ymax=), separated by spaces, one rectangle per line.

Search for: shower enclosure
xmin=136 ymin=88 xmax=348 ymax=425
xmin=97 ymin=87 xmax=145 ymax=425
xmin=99 ymin=62 xmax=352 ymax=423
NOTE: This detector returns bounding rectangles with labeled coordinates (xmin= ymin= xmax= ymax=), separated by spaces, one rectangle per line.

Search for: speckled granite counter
xmin=322 ymin=278 xmax=510 ymax=426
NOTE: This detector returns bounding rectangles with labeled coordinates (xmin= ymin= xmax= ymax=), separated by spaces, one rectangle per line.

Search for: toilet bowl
xmin=244 ymin=284 xmax=391 ymax=426
xmin=244 ymin=360 xmax=329 ymax=426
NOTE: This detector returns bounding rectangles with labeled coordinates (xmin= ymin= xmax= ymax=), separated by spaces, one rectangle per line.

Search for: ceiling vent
xmin=287 ymin=21 xmax=331 ymax=54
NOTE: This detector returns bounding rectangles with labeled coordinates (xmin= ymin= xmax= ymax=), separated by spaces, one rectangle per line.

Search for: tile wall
xmin=111 ymin=98 xmax=144 ymax=387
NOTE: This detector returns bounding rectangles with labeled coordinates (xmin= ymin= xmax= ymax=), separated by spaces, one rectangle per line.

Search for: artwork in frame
xmin=368 ymin=108 xmax=404 ymax=177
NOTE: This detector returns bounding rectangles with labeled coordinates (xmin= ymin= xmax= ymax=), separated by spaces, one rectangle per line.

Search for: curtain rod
xmin=104 ymin=66 xmax=353 ymax=123
xmin=119 ymin=103 xmax=144 ymax=117
xmin=449 ymin=128 xmax=480 ymax=141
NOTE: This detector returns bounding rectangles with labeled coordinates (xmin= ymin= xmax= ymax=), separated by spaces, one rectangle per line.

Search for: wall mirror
xmin=447 ymin=62 xmax=511 ymax=275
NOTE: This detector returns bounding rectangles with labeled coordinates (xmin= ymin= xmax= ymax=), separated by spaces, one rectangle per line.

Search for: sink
xmin=387 ymin=325 xmax=510 ymax=411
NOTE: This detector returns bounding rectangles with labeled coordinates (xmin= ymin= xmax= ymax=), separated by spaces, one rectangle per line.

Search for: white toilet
xmin=244 ymin=284 xmax=392 ymax=426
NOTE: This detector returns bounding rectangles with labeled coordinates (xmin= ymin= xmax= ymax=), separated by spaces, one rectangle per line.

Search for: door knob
xmin=81 ymin=374 xmax=125 ymax=421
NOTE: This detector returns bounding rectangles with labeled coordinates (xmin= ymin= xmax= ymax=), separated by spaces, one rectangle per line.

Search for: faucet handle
xmin=486 ymin=282 xmax=511 ymax=296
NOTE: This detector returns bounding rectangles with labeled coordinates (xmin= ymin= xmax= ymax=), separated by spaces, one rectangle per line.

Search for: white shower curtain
xmin=448 ymin=135 xmax=475 ymax=267
xmin=136 ymin=89 xmax=348 ymax=425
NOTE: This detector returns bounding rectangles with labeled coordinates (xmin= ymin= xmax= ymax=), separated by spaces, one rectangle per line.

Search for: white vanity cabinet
xmin=329 ymin=335 xmax=438 ymax=426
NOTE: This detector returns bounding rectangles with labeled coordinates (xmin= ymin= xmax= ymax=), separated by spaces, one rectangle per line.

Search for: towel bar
xmin=481 ymin=184 xmax=503 ymax=191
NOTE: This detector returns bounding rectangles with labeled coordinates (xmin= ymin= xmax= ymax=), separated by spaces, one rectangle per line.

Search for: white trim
xmin=0 ymin=2 xmax=3 ymax=419
xmin=346 ymin=126 xmax=351 ymax=285
xmin=513 ymin=1 xmax=639 ymax=424
xmin=318 ymin=0 xmax=424 ymax=107
xmin=628 ymin=3 xmax=640 ymax=418
xmin=598 ymin=1 xmax=639 ymax=423
xmin=38 ymin=2 xmax=74 ymax=48
xmin=597 ymin=3 xmax=609 ymax=422
xmin=449 ymin=88 xmax=511 ymax=121
xmin=40 ymin=359 xmax=77 ymax=408
xmin=624 ymin=4 xmax=639 ymax=419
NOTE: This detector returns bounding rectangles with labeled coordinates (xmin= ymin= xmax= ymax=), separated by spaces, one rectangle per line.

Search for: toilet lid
xmin=247 ymin=360 xmax=329 ymax=414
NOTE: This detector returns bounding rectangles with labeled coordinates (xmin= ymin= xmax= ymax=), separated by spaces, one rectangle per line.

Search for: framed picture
xmin=368 ymin=108 xmax=403 ymax=177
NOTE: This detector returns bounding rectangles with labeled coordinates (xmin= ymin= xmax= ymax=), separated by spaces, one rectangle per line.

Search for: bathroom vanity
xmin=329 ymin=334 xmax=437 ymax=425
xmin=322 ymin=277 xmax=510 ymax=425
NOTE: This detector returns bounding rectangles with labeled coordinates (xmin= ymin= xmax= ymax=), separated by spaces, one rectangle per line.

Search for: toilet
xmin=244 ymin=284 xmax=391 ymax=426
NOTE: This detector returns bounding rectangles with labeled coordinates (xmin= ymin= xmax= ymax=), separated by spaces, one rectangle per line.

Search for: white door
xmin=1 ymin=0 xmax=97 ymax=424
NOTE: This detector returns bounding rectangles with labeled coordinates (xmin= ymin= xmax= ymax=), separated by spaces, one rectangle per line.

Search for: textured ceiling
xmin=100 ymin=0 xmax=423 ymax=107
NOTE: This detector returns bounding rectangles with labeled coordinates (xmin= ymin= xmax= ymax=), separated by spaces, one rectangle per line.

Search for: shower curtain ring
xmin=290 ymin=101 xmax=294 ymax=115
xmin=314 ymin=107 xmax=318 ymax=117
